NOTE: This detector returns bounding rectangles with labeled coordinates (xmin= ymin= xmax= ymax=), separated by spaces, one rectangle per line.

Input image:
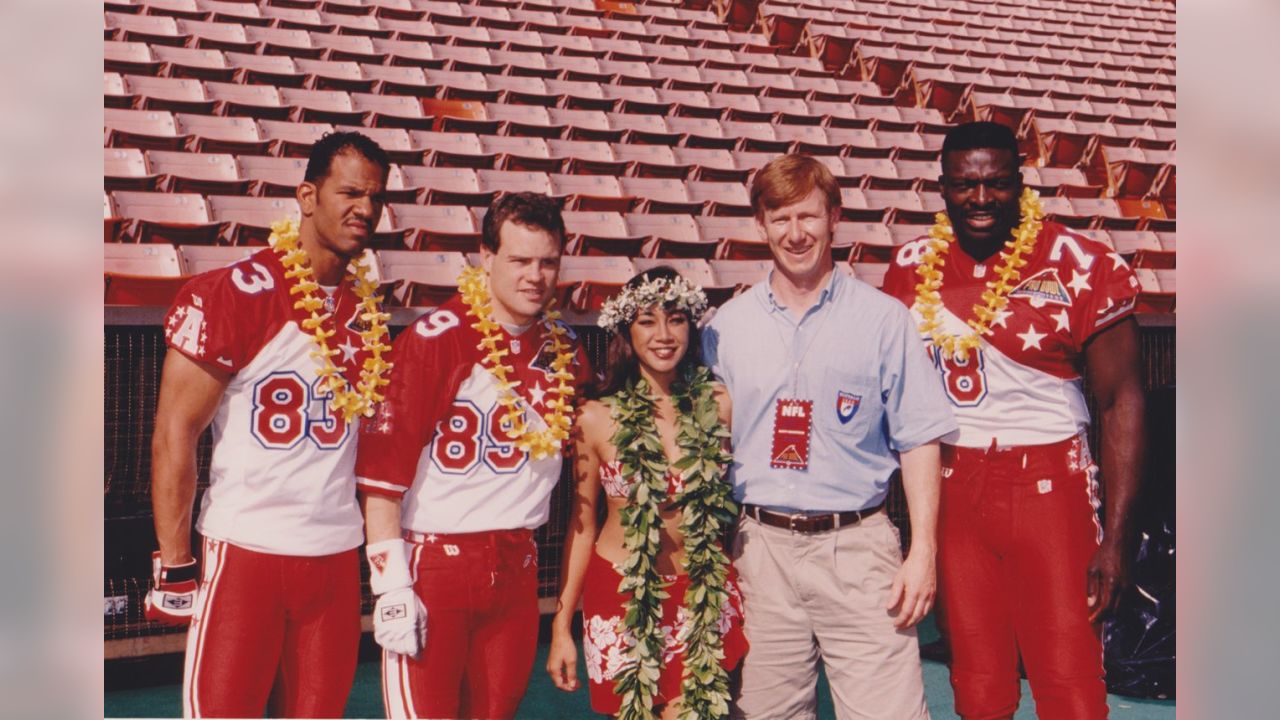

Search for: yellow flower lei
xmin=914 ymin=187 xmax=1045 ymax=361
xmin=269 ymin=218 xmax=392 ymax=421
xmin=457 ymin=265 xmax=576 ymax=460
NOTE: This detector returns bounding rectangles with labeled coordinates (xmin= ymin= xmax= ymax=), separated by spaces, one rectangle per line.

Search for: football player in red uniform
xmin=882 ymin=122 xmax=1145 ymax=720
xmin=356 ymin=192 xmax=592 ymax=719
xmin=147 ymin=131 xmax=391 ymax=718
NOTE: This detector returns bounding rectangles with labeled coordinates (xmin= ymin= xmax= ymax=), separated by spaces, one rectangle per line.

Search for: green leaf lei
xmin=605 ymin=365 xmax=738 ymax=720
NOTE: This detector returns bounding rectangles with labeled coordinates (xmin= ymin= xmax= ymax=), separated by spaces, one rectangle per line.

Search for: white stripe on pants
xmin=731 ymin=512 xmax=930 ymax=720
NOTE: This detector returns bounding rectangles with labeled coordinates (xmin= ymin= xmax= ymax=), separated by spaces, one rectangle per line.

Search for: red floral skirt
xmin=580 ymin=549 xmax=749 ymax=715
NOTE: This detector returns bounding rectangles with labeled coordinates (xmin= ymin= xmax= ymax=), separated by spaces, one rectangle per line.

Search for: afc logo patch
xmin=836 ymin=391 xmax=862 ymax=424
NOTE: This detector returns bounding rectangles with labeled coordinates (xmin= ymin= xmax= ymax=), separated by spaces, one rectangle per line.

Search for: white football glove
xmin=366 ymin=539 xmax=427 ymax=657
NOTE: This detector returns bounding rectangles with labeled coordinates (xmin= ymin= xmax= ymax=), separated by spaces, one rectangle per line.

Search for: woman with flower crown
xmin=546 ymin=266 xmax=748 ymax=720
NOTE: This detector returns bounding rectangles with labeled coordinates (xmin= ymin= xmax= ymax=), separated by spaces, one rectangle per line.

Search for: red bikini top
xmin=598 ymin=459 xmax=686 ymax=500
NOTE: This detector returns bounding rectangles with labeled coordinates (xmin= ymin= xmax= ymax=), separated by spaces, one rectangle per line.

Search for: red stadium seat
xmin=398 ymin=166 xmax=490 ymax=207
xmin=152 ymin=45 xmax=234 ymax=83
xmin=148 ymin=150 xmax=250 ymax=196
xmin=563 ymin=211 xmax=644 ymax=256
xmin=480 ymin=136 xmax=562 ymax=173
xmin=105 ymin=108 xmax=188 ymax=152
xmin=124 ymin=75 xmax=216 ymax=115
xmin=550 ymin=174 xmax=631 ymax=213
xmin=176 ymin=245 xmax=260 ymax=276
xmin=105 ymin=40 xmax=161 ymax=76
xmin=547 ymin=139 xmax=628 ymax=176
xmin=225 ymin=52 xmax=308 ymax=88
xmin=206 ymin=81 xmax=291 ymax=121
xmin=104 ymin=71 xmax=134 ymax=110
xmin=688 ymin=181 xmax=752 ymax=216
xmin=388 ymin=204 xmax=480 ymax=252
xmin=105 ymin=242 xmax=185 ymax=279
xmin=612 ymin=144 xmax=685 ymax=179
xmin=852 ymin=261 xmax=890 ymax=289
xmin=709 ymin=259 xmax=772 ymax=296
xmin=1133 ymin=268 xmax=1174 ymax=314
xmin=105 ymin=11 xmax=187 ymax=47
xmin=175 ymin=113 xmax=270 ymax=155
xmin=105 ymin=147 xmax=159 ymax=192
xmin=258 ymin=119 xmax=335 ymax=158
xmin=208 ymin=195 xmax=303 ymax=245
xmin=350 ymin=93 xmax=433 ymax=131
xmin=279 ymin=88 xmax=364 ymax=126
xmin=105 ymin=273 xmax=191 ymax=307
xmin=377 ymin=250 xmax=469 ymax=307
xmin=476 ymin=169 xmax=553 ymax=197
xmin=557 ymin=255 xmax=638 ymax=313
xmin=112 ymin=191 xmax=221 ymax=245
xmin=618 ymin=177 xmax=702 ymax=215
xmin=841 ymin=222 xmax=897 ymax=262
xmin=234 ymin=152 xmax=305 ymax=194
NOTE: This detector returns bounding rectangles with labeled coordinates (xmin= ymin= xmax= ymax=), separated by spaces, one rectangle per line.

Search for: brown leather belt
xmin=742 ymin=502 xmax=884 ymax=534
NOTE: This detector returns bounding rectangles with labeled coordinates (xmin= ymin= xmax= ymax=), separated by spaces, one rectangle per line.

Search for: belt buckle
xmin=787 ymin=512 xmax=805 ymax=534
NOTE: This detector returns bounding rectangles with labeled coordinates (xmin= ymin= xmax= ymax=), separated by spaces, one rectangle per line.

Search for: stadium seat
xmin=611 ymin=144 xmax=685 ymax=179
xmin=173 ymin=113 xmax=268 ymax=155
xmin=1108 ymin=230 xmax=1174 ymax=268
xmin=112 ymin=191 xmax=221 ymax=245
xmin=148 ymin=150 xmax=249 ymax=196
xmin=839 ymin=222 xmax=898 ymax=262
xmin=347 ymin=93 xmax=433 ymax=131
xmin=546 ymin=139 xmax=628 ymax=176
xmin=377 ymin=250 xmax=469 ymax=307
xmin=413 ymin=130 xmax=490 ymax=168
xmin=208 ymin=195 xmax=303 ymax=245
xmin=480 ymin=136 xmax=562 ymax=173
xmin=280 ymin=88 xmax=365 ymax=126
xmin=550 ymin=174 xmax=631 ymax=213
xmin=124 ymin=75 xmax=215 ymax=115
xmin=563 ymin=211 xmax=644 ymax=257
xmin=105 ymin=147 xmax=159 ymax=192
xmin=556 ymin=255 xmax=637 ymax=313
xmin=618 ymin=177 xmax=702 ymax=215
xmin=476 ymin=169 xmax=553 ymax=197
xmin=361 ymin=64 xmax=433 ymax=99
xmin=105 ymin=108 xmax=188 ymax=152
xmin=388 ymin=204 xmax=480 ymax=252
xmin=104 ymin=71 xmax=134 ymax=110
xmin=105 ymin=40 xmax=161 ymax=77
xmin=1133 ymin=268 xmax=1174 ymax=314
xmin=396 ymin=166 xmax=487 ymax=207
xmin=205 ymin=81 xmax=291 ymax=121
xmin=232 ymin=155 xmax=302 ymax=197
xmin=177 ymin=245 xmax=260 ymax=276
xmin=105 ymin=243 xmax=190 ymax=306
xmin=258 ymin=119 xmax=335 ymax=158
xmin=225 ymin=52 xmax=308 ymax=88
xmin=152 ymin=45 xmax=235 ymax=83
xmin=708 ymin=258 xmax=772 ymax=296
xmin=105 ymin=11 xmax=187 ymax=47
xmin=688 ymin=181 xmax=752 ymax=216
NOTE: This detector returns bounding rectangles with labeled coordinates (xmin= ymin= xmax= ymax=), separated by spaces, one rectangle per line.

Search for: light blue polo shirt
xmin=702 ymin=269 xmax=957 ymax=513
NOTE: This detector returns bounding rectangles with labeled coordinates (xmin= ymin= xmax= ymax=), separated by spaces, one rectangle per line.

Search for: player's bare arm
xmin=151 ymin=349 xmax=231 ymax=565
xmin=887 ymin=440 xmax=941 ymax=629
xmin=712 ymin=381 xmax=733 ymax=432
xmin=546 ymin=400 xmax=607 ymax=692
xmin=360 ymin=492 xmax=404 ymax=545
xmin=1083 ymin=316 xmax=1146 ymax=622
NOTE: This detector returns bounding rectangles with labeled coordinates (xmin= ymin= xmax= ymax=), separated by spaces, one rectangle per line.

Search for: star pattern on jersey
xmin=425 ymin=534 xmax=438 ymax=544
xmin=1017 ymin=323 xmax=1048 ymax=350
xmin=1067 ymin=269 xmax=1092 ymax=297
xmin=337 ymin=338 xmax=359 ymax=364
xmin=991 ymin=307 xmax=1013 ymax=329
xmin=528 ymin=381 xmax=547 ymax=407
xmin=1052 ymin=309 xmax=1071 ymax=333
xmin=1107 ymin=252 xmax=1129 ymax=271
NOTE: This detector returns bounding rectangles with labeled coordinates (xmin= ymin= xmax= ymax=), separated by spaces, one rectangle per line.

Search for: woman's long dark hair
xmin=589 ymin=266 xmax=704 ymax=400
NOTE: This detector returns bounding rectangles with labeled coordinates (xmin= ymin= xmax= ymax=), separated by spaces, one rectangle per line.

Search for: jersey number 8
xmin=927 ymin=345 xmax=988 ymax=407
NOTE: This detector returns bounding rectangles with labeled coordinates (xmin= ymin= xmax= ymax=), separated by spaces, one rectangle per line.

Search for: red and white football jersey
xmin=163 ymin=248 xmax=369 ymax=556
xmin=882 ymin=221 xmax=1139 ymax=447
xmin=355 ymin=295 xmax=592 ymax=533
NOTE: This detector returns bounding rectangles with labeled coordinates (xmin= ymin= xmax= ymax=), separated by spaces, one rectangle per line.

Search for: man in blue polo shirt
xmin=703 ymin=154 xmax=956 ymax=719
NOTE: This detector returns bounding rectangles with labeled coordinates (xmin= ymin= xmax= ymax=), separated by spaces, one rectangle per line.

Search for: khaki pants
xmin=731 ymin=512 xmax=930 ymax=720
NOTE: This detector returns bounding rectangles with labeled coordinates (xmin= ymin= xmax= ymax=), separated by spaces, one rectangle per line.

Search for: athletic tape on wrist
xmin=365 ymin=538 xmax=413 ymax=596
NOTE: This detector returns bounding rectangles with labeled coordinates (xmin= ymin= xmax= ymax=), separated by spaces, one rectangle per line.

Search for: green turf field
xmin=106 ymin=617 xmax=1175 ymax=719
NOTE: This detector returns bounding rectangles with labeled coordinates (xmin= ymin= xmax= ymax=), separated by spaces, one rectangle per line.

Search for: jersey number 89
xmin=431 ymin=400 xmax=529 ymax=475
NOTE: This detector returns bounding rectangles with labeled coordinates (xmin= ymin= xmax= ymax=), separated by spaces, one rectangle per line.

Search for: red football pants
xmin=381 ymin=529 xmax=539 ymax=720
xmin=939 ymin=436 xmax=1108 ymax=720
xmin=183 ymin=538 xmax=361 ymax=719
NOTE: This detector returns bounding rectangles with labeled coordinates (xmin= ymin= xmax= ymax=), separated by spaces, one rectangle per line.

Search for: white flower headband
xmin=597 ymin=275 xmax=710 ymax=332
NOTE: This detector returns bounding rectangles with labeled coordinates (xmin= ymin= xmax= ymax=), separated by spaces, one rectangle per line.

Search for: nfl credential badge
xmin=836 ymin=391 xmax=862 ymax=424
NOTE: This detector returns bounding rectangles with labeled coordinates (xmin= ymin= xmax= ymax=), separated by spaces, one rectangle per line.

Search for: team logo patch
xmin=369 ymin=551 xmax=388 ymax=575
xmin=162 ymin=595 xmax=193 ymax=610
xmin=836 ymin=391 xmax=862 ymax=424
xmin=530 ymin=338 xmax=562 ymax=377
xmin=345 ymin=305 xmax=371 ymax=334
xmin=1009 ymin=268 xmax=1072 ymax=308
xmin=380 ymin=603 xmax=407 ymax=621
